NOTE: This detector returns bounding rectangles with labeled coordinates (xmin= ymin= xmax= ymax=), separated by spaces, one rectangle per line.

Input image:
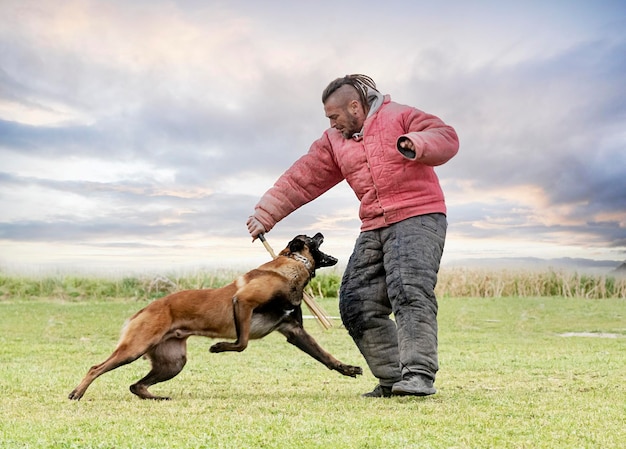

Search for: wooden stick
xmin=259 ymin=235 xmax=277 ymax=259
xmin=258 ymin=234 xmax=333 ymax=329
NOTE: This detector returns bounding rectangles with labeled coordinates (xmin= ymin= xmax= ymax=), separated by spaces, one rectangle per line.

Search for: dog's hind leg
xmin=69 ymin=310 xmax=171 ymax=401
xmin=130 ymin=337 xmax=188 ymax=400
xmin=68 ymin=343 xmax=145 ymax=400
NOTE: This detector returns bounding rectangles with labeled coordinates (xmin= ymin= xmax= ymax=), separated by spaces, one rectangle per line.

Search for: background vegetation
xmin=1 ymin=267 xmax=625 ymax=302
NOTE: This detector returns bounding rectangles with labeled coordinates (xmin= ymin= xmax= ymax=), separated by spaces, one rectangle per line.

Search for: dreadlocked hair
xmin=321 ymin=74 xmax=378 ymax=105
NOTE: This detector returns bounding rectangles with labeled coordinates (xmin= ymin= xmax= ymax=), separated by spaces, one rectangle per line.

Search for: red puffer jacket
xmin=253 ymin=95 xmax=459 ymax=232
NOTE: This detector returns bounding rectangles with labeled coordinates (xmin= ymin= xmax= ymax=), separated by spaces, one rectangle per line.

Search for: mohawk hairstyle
xmin=321 ymin=74 xmax=378 ymax=105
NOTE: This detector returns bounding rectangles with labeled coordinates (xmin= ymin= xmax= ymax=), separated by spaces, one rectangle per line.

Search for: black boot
xmin=391 ymin=374 xmax=436 ymax=396
xmin=361 ymin=384 xmax=393 ymax=398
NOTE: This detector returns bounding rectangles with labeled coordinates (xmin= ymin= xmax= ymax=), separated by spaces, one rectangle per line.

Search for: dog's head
xmin=283 ymin=233 xmax=338 ymax=276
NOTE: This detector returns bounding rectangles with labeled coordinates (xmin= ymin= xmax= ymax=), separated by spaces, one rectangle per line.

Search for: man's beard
xmin=342 ymin=114 xmax=361 ymax=139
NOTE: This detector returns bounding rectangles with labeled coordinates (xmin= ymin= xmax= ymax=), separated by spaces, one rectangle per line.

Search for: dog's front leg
xmin=278 ymin=321 xmax=363 ymax=378
xmin=210 ymin=296 xmax=252 ymax=353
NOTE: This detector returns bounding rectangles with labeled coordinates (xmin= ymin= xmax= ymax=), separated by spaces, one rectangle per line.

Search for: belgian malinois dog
xmin=68 ymin=233 xmax=362 ymax=400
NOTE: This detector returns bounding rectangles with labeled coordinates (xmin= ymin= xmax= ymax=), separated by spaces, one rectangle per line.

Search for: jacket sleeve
xmin=396 ymin=108 xmax=459 ymax=166
xmin=253 ymin=134 xmax=344 ymax=232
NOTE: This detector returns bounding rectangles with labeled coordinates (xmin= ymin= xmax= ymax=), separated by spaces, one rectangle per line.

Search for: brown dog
xmin=68 ymin=233 xmax=362 ymax=400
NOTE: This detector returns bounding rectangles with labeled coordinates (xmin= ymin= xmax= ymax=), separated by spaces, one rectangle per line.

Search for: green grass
xmin=1 ymin=293 xmax=624 ymax=448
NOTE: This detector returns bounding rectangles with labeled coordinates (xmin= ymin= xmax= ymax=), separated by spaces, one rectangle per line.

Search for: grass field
xmin=1 ymin=273 xmax=625 ymax=448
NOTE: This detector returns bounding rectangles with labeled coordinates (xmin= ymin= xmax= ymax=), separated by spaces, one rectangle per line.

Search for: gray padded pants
xmin=339 ymin=214 xmax=447 ymax=387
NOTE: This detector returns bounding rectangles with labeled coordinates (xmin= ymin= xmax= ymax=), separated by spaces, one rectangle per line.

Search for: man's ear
xmin=350 ymin=100 xmax=360 ymax=114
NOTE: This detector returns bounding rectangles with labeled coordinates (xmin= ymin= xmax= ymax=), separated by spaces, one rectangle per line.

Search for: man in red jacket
xmin=247 ymin=74 xmax=459 ymax=397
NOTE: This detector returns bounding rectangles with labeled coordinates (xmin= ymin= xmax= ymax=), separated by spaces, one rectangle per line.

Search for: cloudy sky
xmin=1 ymin=0 xmax=625 ymax=274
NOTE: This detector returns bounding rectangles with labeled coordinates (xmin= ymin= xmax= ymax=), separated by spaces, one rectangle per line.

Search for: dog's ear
xmin=311 ymin=233 xmax=324 ymax=249
xmin=288 ymin=236 xmax=306 ymax=253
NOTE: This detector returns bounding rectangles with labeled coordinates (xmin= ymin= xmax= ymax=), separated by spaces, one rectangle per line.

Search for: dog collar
xmin=291 ymin=253 xmax=313 ymax=272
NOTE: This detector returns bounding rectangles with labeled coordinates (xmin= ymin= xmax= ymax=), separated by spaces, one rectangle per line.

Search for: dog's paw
xmin=209 ymin=342 xmax=228 ymax=353
xmin=210 ymin=341 xmax=247 ymax=353
xmin=337 ymin=364 xmax=363 ymax=378
xmin=68 ymin=389 xmax=83 ymax=401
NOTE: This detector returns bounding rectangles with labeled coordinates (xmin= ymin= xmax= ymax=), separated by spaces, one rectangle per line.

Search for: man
xmin=246 ymin=74 xmax=459 ymax=397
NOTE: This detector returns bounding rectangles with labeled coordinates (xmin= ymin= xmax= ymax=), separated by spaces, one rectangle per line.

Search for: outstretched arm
xmin=249 ymin=136 xmax=344 ymax=235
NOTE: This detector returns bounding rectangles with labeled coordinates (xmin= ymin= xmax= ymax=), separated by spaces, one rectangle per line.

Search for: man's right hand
xmin=246 ymin=216 xmax=266 ymax=241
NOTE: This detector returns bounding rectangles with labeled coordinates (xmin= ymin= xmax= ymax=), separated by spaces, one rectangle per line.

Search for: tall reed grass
xmin=1 ymin=268 xmax=624 ymax=301
xmin=436 ymin=267 xmax=626 ymax=299
xmin=0 ymin=270 xmax=238 ymax=302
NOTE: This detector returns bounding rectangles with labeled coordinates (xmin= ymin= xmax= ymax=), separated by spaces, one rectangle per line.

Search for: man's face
xmin=324 ymin=97 xmax=363 ymax=139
